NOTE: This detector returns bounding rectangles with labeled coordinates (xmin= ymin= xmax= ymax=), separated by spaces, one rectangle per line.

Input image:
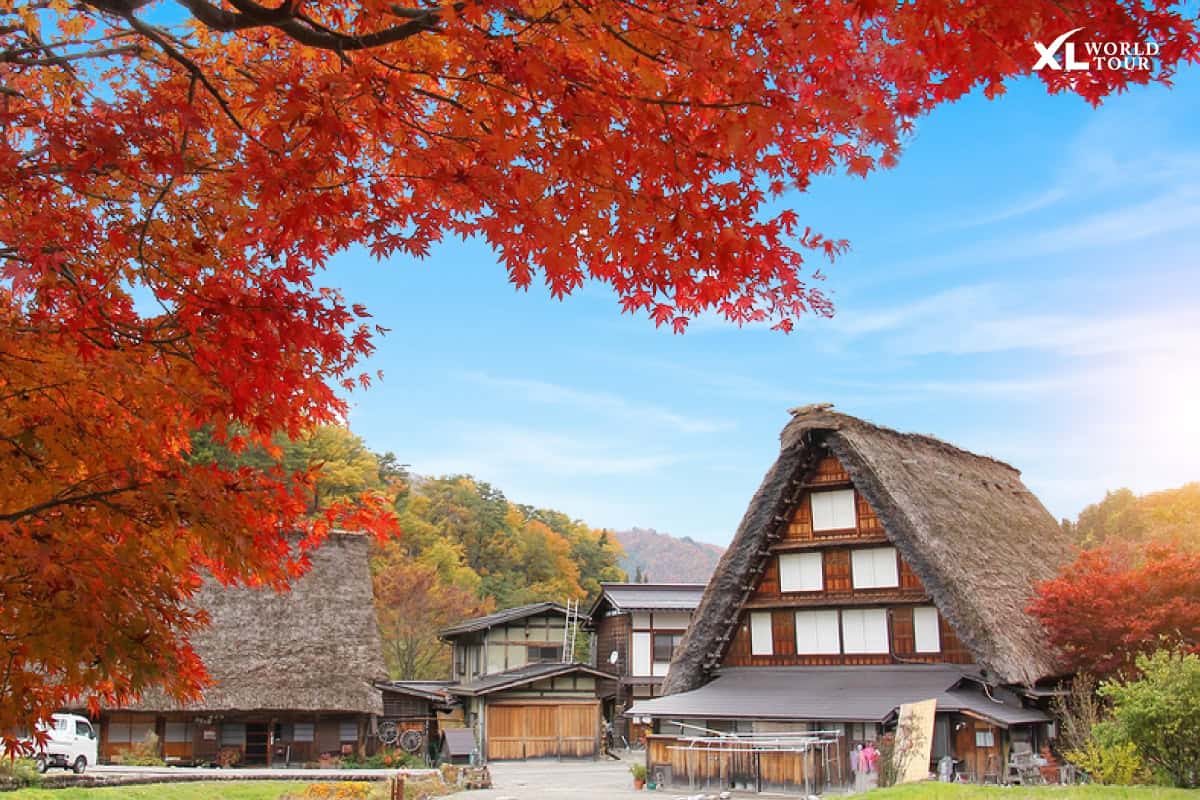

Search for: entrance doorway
xmin=245 ymin=722 xmax=269 ymax=765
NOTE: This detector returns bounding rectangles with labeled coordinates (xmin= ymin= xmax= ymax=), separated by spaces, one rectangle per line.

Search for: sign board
xmin=894 ymin=698 xmax=937 ymax=784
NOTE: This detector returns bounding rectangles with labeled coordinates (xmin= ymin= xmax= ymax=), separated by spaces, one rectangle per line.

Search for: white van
xmin=26 ymin=713 xmax=99 ymax=774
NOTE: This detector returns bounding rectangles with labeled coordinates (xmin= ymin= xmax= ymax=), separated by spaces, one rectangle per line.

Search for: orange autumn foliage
xmin=2 ymin=0 xmax=1198 ymax=742
xmin=1028 ymin=541 xmax=1200 ymax=678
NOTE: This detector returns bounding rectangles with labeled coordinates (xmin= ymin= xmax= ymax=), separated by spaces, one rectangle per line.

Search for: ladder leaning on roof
xmin=562 ymin=598 xmax=579 ymax=662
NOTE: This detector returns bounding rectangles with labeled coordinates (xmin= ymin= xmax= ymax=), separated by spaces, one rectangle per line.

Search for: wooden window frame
xmin=779 ymin=551 xmax=824 ymax=593
xmin=750 ymin=612 xmax=774 ymax=656
xmin=851 ymin=547 xmax=900 ymax=590
xmin=794 ymin=609 xmax=841 ymax=654
xmin=810 ymin=489 xmax=857 ymax=532
xmin=913 ymin=606 xmax=941 ymax=653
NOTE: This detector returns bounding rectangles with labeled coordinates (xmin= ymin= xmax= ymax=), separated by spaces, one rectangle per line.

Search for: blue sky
xmin=328 ymin=66 xmax=1200 ymax=547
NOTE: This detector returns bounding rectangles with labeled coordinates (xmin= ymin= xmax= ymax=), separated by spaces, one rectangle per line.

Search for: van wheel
xmin=72 ymin=756 xmax=87 ymax=774
xmin=34 ymin=756 xmax=48 ymax=774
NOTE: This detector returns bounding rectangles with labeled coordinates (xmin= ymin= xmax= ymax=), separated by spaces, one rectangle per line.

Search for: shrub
xmin=1067 ymin=739 xmax=1149 ymax=785
xmin=340 ymin=749 xmax=423 ymax=769
xmin=1100 ymin=649 xmax=1200 ymax=788
xmin=1051 ymin=672 xmax=1106 ymax=755
xmin=278 ymin=783 xmax=372 ymax=800
xmin=122 ymin=732 xmax=166 ymax=766
xmin=0 ymin=758 xmax=43 ymax=788
xmin=629 ymin=762 xmax=647 ymax=781
xmin=217 ymin=745 xmax=243 ymax=768
xmin=365 ymin=776 xmax=453 ymax=800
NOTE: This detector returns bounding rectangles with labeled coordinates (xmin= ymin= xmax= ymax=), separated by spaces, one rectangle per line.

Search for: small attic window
xmin=811 ymin=489 xmax=856 ymax=531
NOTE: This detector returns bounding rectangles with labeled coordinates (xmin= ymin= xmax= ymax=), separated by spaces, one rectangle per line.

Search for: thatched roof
xmin=125 ymin=532 xmax=385 ymax=715
xmin=663 ymin=405 xmax=1070 ymax=693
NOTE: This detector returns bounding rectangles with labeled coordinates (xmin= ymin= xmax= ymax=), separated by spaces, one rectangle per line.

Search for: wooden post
xmin=390 ymin=774 xmax=405 ymax=800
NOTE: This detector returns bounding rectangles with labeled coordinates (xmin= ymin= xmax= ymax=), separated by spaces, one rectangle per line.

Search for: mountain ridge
xmin=614 ymin=527 xmax=724 ymax=584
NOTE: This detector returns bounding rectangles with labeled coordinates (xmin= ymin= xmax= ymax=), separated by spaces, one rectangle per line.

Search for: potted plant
xmin=630 ymin=762 xmax=647 ymax=790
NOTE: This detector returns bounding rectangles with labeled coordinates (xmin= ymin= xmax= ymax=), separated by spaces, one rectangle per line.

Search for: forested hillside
xmin=616 ymin=527 xmax=724 ymax=583
xmin=191 ymin=424 xmax=627 ymax=680
xmin=1068 ymin=483 xmax=1200 ymax=547
xmin=377 ymin=475 xmax=626 ymax=678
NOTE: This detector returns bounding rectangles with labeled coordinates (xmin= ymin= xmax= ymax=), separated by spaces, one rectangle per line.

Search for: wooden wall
xmin=723 ymin=605 xmax=972 ymax=667
xmin=99 ymin=712 xmax=371 ymax=766
xmin=721 ymin=451 xmax=975 ymax=669
xmin=647 ymin=734 xmax=847 ymax=792
xmin=594 ymin=612 xmax=630 ymax=677
xmin=748 ymin=547 xmax=928 ymax=605
xmin=382 ymin=693 xmax=433 ymax=719
xmin=485 ymin=700 xmax=600 ymax=760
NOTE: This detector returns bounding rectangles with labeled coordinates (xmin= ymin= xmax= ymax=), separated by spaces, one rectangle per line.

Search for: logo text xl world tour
xmin=1034 ymin=27 xmax=1160 ymax=72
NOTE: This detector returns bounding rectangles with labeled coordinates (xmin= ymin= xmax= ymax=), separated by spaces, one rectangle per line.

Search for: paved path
xmin=449 ymin=757 xmax=650 ymax=800
xmin=88 ymin=765 xmax=425 ymax=780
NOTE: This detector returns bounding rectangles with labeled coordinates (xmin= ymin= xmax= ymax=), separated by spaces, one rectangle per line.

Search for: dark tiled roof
xmin=937 ymin=689 xmax=1051 ymax=728
xmin=448 ymin=662 xmax=612 ymax=697
xmin=438 ymin=602 xmax=567 ymax=638
xmin=630 ymin=665 xmax=981 ymax=723
xmin=592 ymin=583 xmax=706 ymax=615
xmin=377 ymin=680 xmax=456 ymax=702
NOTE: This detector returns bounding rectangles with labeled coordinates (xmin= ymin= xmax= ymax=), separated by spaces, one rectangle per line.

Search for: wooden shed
xmin=450 ymin=662 xmax=610 ymax=761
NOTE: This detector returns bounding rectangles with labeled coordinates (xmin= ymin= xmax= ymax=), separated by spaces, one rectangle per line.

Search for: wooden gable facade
xmin=724 ymin=454 xmax=973 ymax=668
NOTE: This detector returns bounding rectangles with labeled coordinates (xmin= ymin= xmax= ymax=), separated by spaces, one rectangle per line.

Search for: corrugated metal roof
xmin=628 ymin=665 xmax=978 ymax=723
xmin=438 ymin=602 xmax=567 ymax=638
xmin=595 ymin=583 xmax=707 ymax=613
xmin=448 ymin=662 xmax=611 ymax=697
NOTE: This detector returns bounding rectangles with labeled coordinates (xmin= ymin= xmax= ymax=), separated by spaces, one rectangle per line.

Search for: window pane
xmin=873 ymin=548 xmax=899 ymax=587
xmin=653 ymin=635 xmax=679 ymax=663
xmin=913 ymin=606 xmax=941 ymax=653
xmin=631 ymin=632 xmax=652 ymax=676
xmin=293 ymin=723 xmax=314 ymax=742
xmin=130 ymin=721 xmax=154 ymax=744
xmin=220 ymin=723 xmax=245 ymax=746
xmin=164 ymin=722 xmax=190 ymax=743
xmin=795 ymin=610 xmax=840 ymax=654
xmin=852 ymin=547 xmax=898 ymax=589
xmin=841 ymin=608 xmax=888 ymax=653
xmin=750 ymin=612 xmax=774 ymax=656
xmin=811 ymin=490 xmax=856 ymax=532
xmin=339 ymin=720 xmax=358 ymax=742
xmin=779 ymin=552 xmax=823 ymax=592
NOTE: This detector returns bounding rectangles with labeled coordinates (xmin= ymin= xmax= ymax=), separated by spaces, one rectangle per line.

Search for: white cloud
xmin=457 ymin=372 xmax=732 ymax=434
xmin=416 ymin=423 xmax=679 ymax=479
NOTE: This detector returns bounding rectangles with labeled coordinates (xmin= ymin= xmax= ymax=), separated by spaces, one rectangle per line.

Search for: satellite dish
xmin=609 ymin=650 xmax=619 ymax=665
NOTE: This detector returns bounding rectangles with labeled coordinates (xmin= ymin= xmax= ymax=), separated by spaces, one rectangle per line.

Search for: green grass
xmin=868 ymin=783 xmax=1198 ymax=799
xmin=1 ymin=781 xmax=331 ymax=800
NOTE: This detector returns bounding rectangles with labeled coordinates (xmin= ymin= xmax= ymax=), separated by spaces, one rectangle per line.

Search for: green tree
xmin=190 ymin=424 xmax=386 ymax=513
xmin=1100 ymin=649 xmax=1200 ymax=788
xmin=1075 ymin=484 xmax=1200 ymax=548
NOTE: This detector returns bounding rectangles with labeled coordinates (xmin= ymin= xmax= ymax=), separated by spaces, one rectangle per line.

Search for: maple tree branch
xmin=118 ymin=12 xmax=253 ymax=136
xmin=165 ymin=0 xmax=444 ymax=50
xmin=0 ymin=43 xmax=142 ymax=66
xmin=0 ymin=482 xmax=146 ymax=523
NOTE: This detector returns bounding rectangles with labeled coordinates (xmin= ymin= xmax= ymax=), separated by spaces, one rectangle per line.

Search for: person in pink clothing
xmin=861 ymin=741 xmax=880 ymax=773
xmin=860 ymin=741 xmax=881 ymax=789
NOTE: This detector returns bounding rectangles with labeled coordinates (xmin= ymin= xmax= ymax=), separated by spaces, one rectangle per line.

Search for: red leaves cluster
xmin=2 ymin=0 xmax=1197 ymax=740
xmin=1028 ymin=542 xmax=1200 ymax=678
